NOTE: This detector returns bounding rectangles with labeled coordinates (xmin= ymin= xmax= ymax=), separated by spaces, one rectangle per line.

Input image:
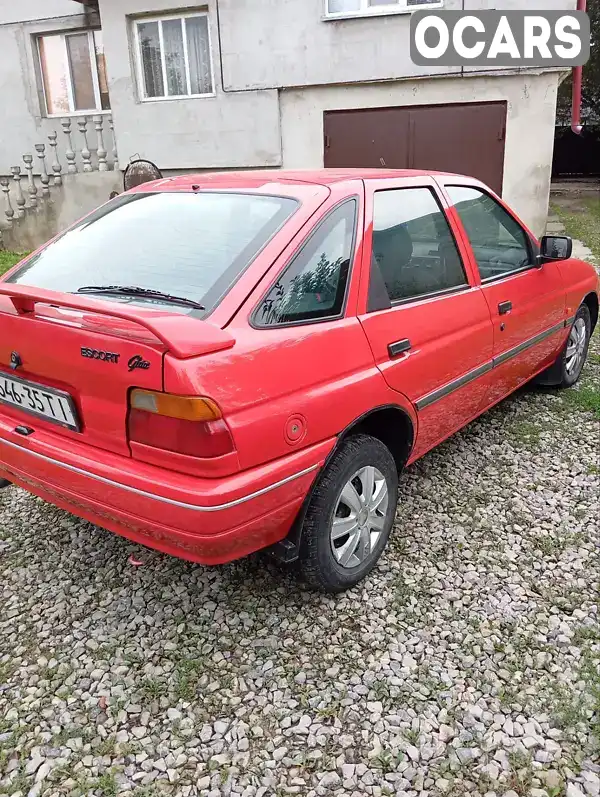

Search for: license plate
xmin=0 ymin=373 xmax=79 ymax=431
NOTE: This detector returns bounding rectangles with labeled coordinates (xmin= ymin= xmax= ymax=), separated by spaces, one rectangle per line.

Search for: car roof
xmin=136 ymin=168 xmax=464 ymax=193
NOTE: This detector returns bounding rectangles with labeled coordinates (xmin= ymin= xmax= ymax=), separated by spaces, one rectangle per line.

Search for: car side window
xmin=255 ymin=199 xmax=356 ymax=327
xmin=371 ymin=187 xmax=467 ymax=304
xmin=446 ymin=186 xmax=533 ymax=281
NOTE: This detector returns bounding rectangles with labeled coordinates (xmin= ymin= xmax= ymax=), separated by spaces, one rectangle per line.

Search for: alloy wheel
xmin=565 ymin=317 xmax=588 ymax=376
xmin=330 ymin=466 xmax=389 ymax=569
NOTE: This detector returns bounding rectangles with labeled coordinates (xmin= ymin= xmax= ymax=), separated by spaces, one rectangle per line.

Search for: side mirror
xmin=538 ymin=235 xmax=573 ymax=265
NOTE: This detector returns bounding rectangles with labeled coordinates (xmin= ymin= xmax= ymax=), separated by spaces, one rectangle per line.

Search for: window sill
xmin=46 ymin=109 xmax=111 ymax=119
xmin=139 ymin=93 xmax=216 ymax=103
xmin=322 ymin=3 xmax=443 ymax=21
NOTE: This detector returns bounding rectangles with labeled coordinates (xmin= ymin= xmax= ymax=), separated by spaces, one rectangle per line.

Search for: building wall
xmin=217 ymin=0 xmax=576 ymax=91
xmin=280 ymin=71 xmax=560 ymax=236
xmin=1 ymin=170 xmax=121 ymax=252
xmin=0 ymin=0 xmax=83 ymax=26
xmin=99 ymin=0 xmax=281 ymax=171
xmin=0 ymin=0 xmax=567 ymax=234
xmin=0 ymin=1 xmax=103 ymax=175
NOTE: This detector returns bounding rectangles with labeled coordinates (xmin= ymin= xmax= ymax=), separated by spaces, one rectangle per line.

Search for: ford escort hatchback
xmin=0 ymin=170 xmax=597 ymax=592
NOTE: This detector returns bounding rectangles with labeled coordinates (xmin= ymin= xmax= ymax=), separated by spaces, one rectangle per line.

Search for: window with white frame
xmin=326 ymin=0 xmax=442 ymax=18
xmin=38 ymin=30 xmax=109 ymax=116
xmin=134 ymin=12 xmax=214 ymax=100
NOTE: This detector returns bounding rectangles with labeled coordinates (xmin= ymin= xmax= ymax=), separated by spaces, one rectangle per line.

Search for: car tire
xmin=298 ymin=434 xmax=398 ymax=593
xmin=0 ymin=478 xmax=10 ymax=489
xmin=536 ymin=304 xmax=592 ymax=388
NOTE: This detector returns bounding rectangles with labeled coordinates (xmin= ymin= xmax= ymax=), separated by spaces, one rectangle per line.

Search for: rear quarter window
xmin=253 ymin=199 xmax=357 ymax=327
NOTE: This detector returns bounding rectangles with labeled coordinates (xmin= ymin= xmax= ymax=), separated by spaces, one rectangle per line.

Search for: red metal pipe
xmin=571 ymin=0 xmax=587 ymax=135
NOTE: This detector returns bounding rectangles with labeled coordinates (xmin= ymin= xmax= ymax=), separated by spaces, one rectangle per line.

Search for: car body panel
xmin=1 ymin=454 xmax=309 ymax=566
xmin=559 ymin=257 xmax=600 ymax=323
xmin=0 ymin=408 xmax=333 ymax=534
xmin=476 ymin=265 xmax=567 ymax=403
xmin=0 ymin=169 xmax=597 ymax=566
xmin=0 ymin=304 xmax=164 ymax=455
xmin=360 ymin=289 xmax=495 ymax=462
xmin=436 ymin=177 xmax=570 ymax=404
xmin=358 ymin=176 xmax=495 ymax=460
xmin=165 ymin=182 xmax=417 ymax=473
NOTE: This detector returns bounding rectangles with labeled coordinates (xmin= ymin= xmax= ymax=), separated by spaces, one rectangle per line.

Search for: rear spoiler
xmin=0 ymin=284 xmax=235 ymax=360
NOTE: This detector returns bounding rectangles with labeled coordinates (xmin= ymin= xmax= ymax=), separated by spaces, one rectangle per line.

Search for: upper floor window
xmin=134 ymin=12 xmax=214 ymax=101
xmin=38 ymin=31 xmax=109 ymax=116
xmin=326 ymin=0 xmax=442 ymax=19
xmin=372 ymin=188 xmax=467 ymax=303
xmin=255 ymin=200 xmax=357 ymax=327
xmin=446 ymin=186 xmax=533 ymax=281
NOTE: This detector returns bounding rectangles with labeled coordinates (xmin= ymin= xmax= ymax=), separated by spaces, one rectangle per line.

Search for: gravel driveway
xmin=1 ymin=310 xmax=599 ymax=797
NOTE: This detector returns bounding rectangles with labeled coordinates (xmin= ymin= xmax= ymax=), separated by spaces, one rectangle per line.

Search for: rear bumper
xmin=0 ymin=419 xmax=333 ymax=564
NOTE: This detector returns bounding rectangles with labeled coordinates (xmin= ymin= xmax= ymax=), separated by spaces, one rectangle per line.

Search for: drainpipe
xmin=571 ymin=0 xmax=587 ymax=134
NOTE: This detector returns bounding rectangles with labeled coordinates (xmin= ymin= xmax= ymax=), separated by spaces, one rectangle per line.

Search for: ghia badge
xmin=10 ymin=351 xmax=22 ymax=370
xmin=128 ymin=355 xmax=151 ymax=372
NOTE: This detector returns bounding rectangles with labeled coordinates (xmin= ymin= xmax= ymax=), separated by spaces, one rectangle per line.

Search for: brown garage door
xmin=323 ymin=102 xmax=507 ymax=195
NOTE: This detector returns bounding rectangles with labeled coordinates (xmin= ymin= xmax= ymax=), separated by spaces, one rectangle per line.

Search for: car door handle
xmin=388 ymin=339 xmax=411 ymax=358
xmin=498 ymin=301 xmax=512 ymax=316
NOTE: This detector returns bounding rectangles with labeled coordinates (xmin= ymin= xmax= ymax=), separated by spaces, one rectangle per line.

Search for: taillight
xmin=128 ymin=389 xmax=235 ymax=458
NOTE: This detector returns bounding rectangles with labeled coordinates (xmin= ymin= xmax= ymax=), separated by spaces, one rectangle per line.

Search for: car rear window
xmin=7 ymin=192 xmax=298 ymax=315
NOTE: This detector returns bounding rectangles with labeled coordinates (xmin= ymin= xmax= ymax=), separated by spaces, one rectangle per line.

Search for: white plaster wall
xmin=0 ymin=0 xmax=566 ymax=232
xmin=218 ymin=0 xmax=461 ymax=90
xmin=0 ymin=7 xmax=106 ymax=175
xmin=464 ymin=0 xmax=576 ymax=8
xmin=0 ymin=0 xmax=83 ymax=25
xmin=0 ymin=0 xmax=281 ymax=176
xmin=280 ymin=71 xmax=560 ymax=236
xmin=99 ymin=0 xmax=281 ymax=170
xmin=218 ymin=0 xmax=576 ymax=91
xmin=1 ymin=170 xmax=122 ymax=251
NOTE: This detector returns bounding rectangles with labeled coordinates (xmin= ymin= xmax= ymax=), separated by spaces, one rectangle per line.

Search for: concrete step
xmin=546 ymin=222 xmax=566 ymax=234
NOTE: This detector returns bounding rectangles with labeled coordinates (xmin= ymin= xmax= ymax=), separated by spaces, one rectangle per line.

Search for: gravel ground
xmin=1 ymin=311 xmax=599 ymax=797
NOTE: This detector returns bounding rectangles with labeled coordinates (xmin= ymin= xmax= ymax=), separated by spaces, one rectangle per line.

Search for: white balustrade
xmin=48 ymin=132 xmax=62 ymax=185
xmin=22 ymin=154 xmax=38 ymax=208
xmin=93 ymin=115 xmax=108 ymax=171
xmin=11 ymin=166 xmax=26 ymax=218
xmin=61 ymin=119 xmax=77 ymax=173
xmin=2 ymin=114 xmax=122 ymax=240
xmin=109 ymin=115 xmax=118 ymax=166
xmin=77 ymin=118 xmax=93 ymax=172
xmin=1 ymin=178 xmax=14 ymax=224
xmin=35 ymin=144 xmax=51 ymax=197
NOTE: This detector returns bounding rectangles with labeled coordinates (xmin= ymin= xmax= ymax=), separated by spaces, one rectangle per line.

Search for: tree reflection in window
xmin=256 ymin=201 xmax=356 ymax=327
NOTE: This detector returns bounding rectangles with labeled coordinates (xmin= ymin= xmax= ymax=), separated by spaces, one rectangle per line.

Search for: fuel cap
xmin=284 ymin=414 xmax=307 ymax=445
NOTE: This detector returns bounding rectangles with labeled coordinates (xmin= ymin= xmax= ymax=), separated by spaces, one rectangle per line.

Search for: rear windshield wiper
xmin=76 ymin=285 xmax=205 ymax=311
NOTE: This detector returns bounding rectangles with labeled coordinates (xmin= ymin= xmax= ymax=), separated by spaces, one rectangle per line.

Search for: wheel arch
xmin=267 ymin=404 xmax=415 ymax=563
xmin=335 ymin=404 xmax=415 ymax=474
xmin=583 ymin=291 xmax=599 ymax=333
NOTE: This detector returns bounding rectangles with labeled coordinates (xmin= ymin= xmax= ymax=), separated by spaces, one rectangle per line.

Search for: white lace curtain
xmin=186 ymin=16 xmax=212 ymax=95
xmin=138 ymin=15 xmax=212 ymax=99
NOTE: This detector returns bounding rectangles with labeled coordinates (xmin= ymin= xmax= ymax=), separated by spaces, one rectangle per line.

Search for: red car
xmin=0 ymin=170 xmax=597 ymax=592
